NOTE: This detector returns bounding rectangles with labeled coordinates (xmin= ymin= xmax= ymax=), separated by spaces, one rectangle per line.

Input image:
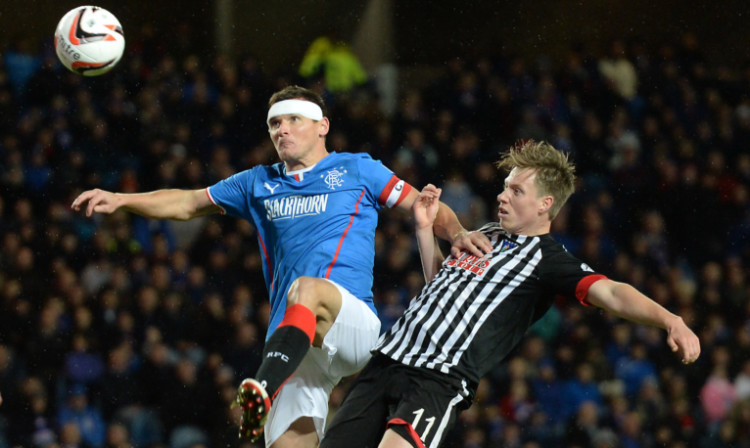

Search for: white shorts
xmin=264 ymin=280 xmax=381 ymax=447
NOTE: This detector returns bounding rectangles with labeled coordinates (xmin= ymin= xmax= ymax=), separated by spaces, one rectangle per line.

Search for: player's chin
xmin=276 ymin=148 xmax=294 ymax=161
xmin=499 ymin=219 xmax=517 ymax=234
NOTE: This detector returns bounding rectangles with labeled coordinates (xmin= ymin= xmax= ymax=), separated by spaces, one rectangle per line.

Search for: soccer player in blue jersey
xmin=71 ymin=85 xmax=491 ymax=448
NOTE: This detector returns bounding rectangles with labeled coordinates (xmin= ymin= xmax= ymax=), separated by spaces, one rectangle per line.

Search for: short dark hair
xmin=268 ymin=85 xmax=328 ymax=117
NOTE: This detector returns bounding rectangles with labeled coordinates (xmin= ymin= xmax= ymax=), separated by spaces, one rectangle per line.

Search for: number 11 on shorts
xmin=412 ymin=408 xmax=436 ymax=440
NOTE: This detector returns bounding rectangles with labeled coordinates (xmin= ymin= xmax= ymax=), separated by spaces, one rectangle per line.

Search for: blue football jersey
xmin=207 ymin=152 xmax=412 ymax=339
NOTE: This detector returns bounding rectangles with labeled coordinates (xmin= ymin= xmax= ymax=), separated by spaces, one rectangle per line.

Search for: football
xmin=54 ymin=6 xmax=125 ymax=76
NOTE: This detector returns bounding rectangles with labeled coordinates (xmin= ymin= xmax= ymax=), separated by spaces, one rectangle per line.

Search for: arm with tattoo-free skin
xmin=71 ymin=188 xmax=220 ymax=221
xmin=586 ymin=279 xmax=701 ymax=364
xmin=412 ymin=184 xmax=445 ymax=282
xmin=395 ymin=186 xmax=492 ymax=258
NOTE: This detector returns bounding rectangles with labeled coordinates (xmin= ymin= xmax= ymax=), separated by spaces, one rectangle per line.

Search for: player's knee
xmin=287 ymin=276 xmax=323 ymax=309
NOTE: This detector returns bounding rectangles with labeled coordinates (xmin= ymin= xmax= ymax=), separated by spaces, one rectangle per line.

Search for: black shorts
xmin=320 ymin=354 xmax=472 ymax=448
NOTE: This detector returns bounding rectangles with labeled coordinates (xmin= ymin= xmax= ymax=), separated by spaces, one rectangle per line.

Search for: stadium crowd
xmin=1 ymin=25 xmax=750 ymax=448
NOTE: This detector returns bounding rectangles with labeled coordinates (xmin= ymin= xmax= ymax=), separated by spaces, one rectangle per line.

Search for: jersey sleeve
xmin=540 ymin=244 xmax=608 ymax=306
xmin=357 ymin=155 xmax=413 ymax=208
xmin=206 ymin=169 xmax=254 ymax=218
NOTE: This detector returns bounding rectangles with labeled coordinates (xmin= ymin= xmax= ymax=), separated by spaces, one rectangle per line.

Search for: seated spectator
xmin=562 ymin=363 xmax=603 ymax=423
xmin=614 ymin=342 xmax=657 ymax=397
xmin=103 ymin=422 xmax=131 ymax=448
xmin=64 ymin=333 xmax=105 ymax=389
xmin=57 ymin=385 xmax=106 ymax=448
xmin=734 ymin=359 xmax=750 ymax=400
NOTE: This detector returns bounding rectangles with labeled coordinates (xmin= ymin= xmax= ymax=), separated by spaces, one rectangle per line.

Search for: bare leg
xmin=271 ymin=417 xmax=318 ymax=448
xmin=378 ymin=428 xmax=416 ymax=448
xmin=286 ymin=276 xmax=342 ymax=347
xmin=236 ymin=277 xmax=344 ymax=442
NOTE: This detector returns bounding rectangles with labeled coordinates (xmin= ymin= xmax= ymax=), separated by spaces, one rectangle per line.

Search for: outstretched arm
xmin=413 ymin=184 xmax=444 ymax=282
xmin=586 ymin=279 xmax=701 ymax=364
xmin=71 ymin=188 xmax=220 ymax=221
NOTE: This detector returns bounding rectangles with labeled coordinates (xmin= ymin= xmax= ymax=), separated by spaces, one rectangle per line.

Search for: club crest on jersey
xmin=322 ymin=167 xmax=346 ymax=190
xmin=499 ymin=239 xmax=518 ymax=252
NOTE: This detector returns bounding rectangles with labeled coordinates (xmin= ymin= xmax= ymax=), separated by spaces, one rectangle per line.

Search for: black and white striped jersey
xmin=375 ymin=222 xmax=606 ymax=387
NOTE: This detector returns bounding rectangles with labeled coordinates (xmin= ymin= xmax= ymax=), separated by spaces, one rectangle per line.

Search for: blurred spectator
xmin=614 ymin=342 xmax=657 ymax=398
xmin=3 ymin=37 xmax=41 ymax=96
xmin=59 ymin=420 xmax=90 ymax=448
xmin=375 ymin=288 xmax=406 ymax=334
xmin=103 ymin=421 xmax=131 ymax=448
xmin=57 ymin=385 xmax=106 ymax=448
xmin=299 ymin=30 xmax=368 ymax=94
xmin=392 ymin=127 xmax=440 ymax=186
xmin=499 ymin=378 xmax=535 ymax=425
xmin=598 ymin=39 xmax=638 ymax=102
xmin=564 ymin=400 xmax=600 ymax=447
xmin=64 ymin=333 xmax=106 ymax=389
xmin=1 ymin=27 xmax=749 ymax=448
xmin=160 ymin=358 xmax=212 ymax=436
xmin=223 ymin=321 xmax=263 ymax=381
xmin=735 ymin=359 xmax=750 ymax=400
xmin=98 ymin=343 xmax=140 ymax=420
xmin=618 ymin=410 xmax=649 ymax=448
xmin=7 ymin=377 xmax=57 ymax=447
xmin=531 ymin=359 xmax=565 ymax=428
xmin=700 ymin=346 xmax=738 ymax=426
xmin=562 ymin=363 xmax=603 ymax=423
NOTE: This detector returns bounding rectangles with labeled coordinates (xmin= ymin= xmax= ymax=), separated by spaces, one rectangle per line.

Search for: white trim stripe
xmin=429 ymin=389 xmax=467 ymax=448
xmin=205 ymin=187 xmax=226 ymax=215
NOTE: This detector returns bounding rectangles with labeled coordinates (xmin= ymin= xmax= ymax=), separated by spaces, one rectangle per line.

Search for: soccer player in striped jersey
xmin=71 ymin=86 xmax=490 ymax=448
xmin=320 ymin=140 xmax=700 ymax=448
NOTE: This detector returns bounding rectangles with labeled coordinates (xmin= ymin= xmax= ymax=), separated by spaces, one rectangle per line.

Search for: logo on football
xmin=54 ymin=6 xmax=125 ymax=76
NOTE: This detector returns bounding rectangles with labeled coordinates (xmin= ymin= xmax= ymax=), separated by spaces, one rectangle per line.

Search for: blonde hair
xmin=496 ymin=140 xmax=576 ymax=220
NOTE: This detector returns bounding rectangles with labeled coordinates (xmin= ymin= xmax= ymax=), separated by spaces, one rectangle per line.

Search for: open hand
xmin=71 ymin=189 xmax=121 ymax=217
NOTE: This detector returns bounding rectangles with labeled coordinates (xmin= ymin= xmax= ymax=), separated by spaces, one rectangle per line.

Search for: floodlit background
xmin=1 ymin=1 xmax=750 ymax=447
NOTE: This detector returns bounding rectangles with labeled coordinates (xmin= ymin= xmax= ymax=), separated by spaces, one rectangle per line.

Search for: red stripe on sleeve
xmin=386 ymin=419 xmax=427 ymax=448
xmin=378 ymin=175 xmax=400 ymax=205
xmin=325 ymin=189 xmax=366 ymax=278
xmin=575 ymin=274 xmax=608 ymax=306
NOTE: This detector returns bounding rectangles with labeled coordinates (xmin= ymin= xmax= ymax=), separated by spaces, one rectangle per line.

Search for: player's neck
xmin=284 ymin=148 xmax=330 ymax=172
xmin=503 ymin=221 xmax=551 ymax=237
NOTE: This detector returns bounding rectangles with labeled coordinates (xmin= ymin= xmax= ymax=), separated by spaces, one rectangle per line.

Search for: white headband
xmin=267 ymin=99 xmax=324 ymax=125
